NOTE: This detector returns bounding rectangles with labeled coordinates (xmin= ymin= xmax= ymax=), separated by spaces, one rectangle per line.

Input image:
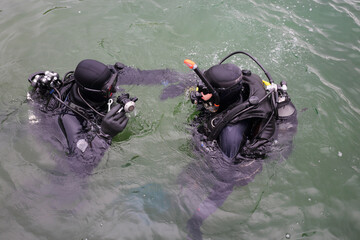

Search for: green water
xmin=0 ymin=0 xmax=359 ymax=239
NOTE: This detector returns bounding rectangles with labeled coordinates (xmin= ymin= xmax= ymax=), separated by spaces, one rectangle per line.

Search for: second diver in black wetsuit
xmin=182 ymin=51 xmax=298 ymax=240
xmin=185 ymin=51 xmax=297 ymax=160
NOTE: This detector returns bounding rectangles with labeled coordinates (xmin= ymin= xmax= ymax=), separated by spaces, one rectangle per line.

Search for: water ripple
xmin=329 ymin=1 xmax=360 ymax=27
xmin=307 ymin=65 xmax=360 ymax=116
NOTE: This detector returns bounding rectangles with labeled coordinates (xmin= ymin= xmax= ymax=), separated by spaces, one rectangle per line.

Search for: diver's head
xmin=201 ymin=63 xmax=242 ymax=109
xmin=74 ymin=59 xmax=117 ymax=102
xmin=204 ymin=63 xmax=242 ymax=89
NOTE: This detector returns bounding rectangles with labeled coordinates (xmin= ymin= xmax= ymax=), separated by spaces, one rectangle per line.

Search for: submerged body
xmin=181 ymin=110 xmax=297 ymax=239
xmin=183 ymin=96 xmax=297 ymax=240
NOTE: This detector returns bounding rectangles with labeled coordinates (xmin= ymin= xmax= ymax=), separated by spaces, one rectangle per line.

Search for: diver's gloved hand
xmin=101 ymin=104 xmax=129 ymax=138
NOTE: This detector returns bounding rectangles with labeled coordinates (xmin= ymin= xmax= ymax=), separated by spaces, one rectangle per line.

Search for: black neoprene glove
xmin=101 ymin=104 xmax=129 ymax=138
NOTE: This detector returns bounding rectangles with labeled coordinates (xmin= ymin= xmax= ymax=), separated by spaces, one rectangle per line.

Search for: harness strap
xmin=207 ymin=90 xmax=272 ymax=141
xmin=68 ymin=102 xmax=90 ymax=119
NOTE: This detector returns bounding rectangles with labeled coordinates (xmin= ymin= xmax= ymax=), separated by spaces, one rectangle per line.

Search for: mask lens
xmin=103 ymin=73 xmax=118 ymax=98
xmin=201 ymin=88 xmax=209 ymax=94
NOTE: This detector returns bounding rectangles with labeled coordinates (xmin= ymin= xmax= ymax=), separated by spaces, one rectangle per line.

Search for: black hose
xmin=52 ymin=88 xmax=100 ymax=131
xmin=219 ymin=51 xmax=274 ymax=84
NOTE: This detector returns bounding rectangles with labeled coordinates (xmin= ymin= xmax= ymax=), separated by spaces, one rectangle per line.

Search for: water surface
xmin=0 ymin=0 xmax=359 ymax=239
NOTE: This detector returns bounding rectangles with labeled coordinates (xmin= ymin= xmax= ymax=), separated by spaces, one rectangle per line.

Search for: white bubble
xmin=285 ymin=233 xmax=291 ymax=239
xmin=338 ymin=151 xmax=342 ymax=157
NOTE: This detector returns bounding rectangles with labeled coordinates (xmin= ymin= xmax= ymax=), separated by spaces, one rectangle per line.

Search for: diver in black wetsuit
xmin=186 ymin=51 xmax=297 ymax=160
xmin=27 ymin=57 xmax=200 ymax=174
xmin=182 ymin=52 xmax=298 ymax=240
xmin=28 ymin=59 xmax=136 ymax=173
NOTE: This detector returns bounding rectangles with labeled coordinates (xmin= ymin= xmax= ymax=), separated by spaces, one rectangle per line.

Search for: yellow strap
xmin=262 ymin=80 xmax=270 ymax=87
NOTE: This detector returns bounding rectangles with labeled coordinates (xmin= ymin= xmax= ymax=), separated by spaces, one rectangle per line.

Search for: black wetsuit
xmin=28 ymin=74 xmax=112 ymax=174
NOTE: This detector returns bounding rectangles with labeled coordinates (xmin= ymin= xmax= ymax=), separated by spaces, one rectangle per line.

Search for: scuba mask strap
xmin=76 ymin=71 xmax=118 ymax=98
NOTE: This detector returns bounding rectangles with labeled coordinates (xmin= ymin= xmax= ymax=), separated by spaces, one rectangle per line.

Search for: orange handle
xmin=184 ymin=59 xmax=197 ymax=70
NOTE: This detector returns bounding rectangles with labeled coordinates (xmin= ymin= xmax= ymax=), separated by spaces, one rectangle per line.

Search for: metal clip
xmin=107 ymin=99 xmax=114 ymax=112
